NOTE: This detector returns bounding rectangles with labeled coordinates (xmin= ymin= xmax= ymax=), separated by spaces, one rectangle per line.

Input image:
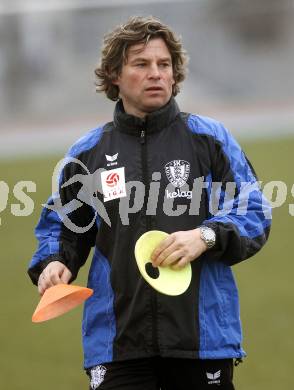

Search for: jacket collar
xmin=113 ymin=97 xmax=180 ymax=135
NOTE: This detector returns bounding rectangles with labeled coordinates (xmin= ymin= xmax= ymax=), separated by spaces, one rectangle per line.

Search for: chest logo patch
xmin=101 ymin=167 xmax=127 ymax=202
xmin=165 ymin=160 xmax=190 ymax=188
xmin=105 ymin=153 xmax=118 ymax=167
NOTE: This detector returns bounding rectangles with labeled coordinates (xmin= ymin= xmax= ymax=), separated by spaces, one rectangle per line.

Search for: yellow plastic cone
xmin=135 ymin=230 xmax=192 ymax=296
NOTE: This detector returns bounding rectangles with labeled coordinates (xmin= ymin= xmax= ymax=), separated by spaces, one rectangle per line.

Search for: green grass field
xmin=1 ymin=137 xmax=293 ymax=390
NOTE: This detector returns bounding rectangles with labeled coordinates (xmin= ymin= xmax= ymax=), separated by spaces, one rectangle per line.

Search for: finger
xmin=60 ymin=268 xmax=72 ymax=284
xmin=38 ymin=279 xmax=45 ymax=295
xmin=40 ymin=269 xmax=56 ymax=289
xmin=159 ymin=250 xmax=184 ymax=267
xmin=171 ymin=257 xmax=189 ymax=269
xmin=38 ymin=274 xmax=51 ymax=295
xmin=152 ymin=241 xmax=179 ymax=267
xmin=44 ymin=262 xmax=65 ymax=284
xmin=150 ymin=235 xmax=175 ymax=262
xmin=37 ymin=261 xmax=65 ymax=295
xmin=49 ymin=271 xmax=63 ymax=285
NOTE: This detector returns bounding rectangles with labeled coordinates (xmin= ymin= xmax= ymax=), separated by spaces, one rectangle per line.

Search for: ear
xmin=172 ymin=72 xmax=175 ymax=85
xmin=111 ymin=73 xmax=121 ymax=86
xmin=112 ymin=78 xmax=119 ymax=86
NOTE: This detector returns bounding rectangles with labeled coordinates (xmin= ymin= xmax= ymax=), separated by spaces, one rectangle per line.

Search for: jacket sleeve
xmin=200 ymin=120 xmax=272 ymax=266
xmin=27 ymin=156 xmax=98 ymax=285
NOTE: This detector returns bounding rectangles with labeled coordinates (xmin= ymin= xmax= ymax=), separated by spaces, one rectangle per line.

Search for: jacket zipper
xmin=140 ymin=127 xmax=159 ymax=353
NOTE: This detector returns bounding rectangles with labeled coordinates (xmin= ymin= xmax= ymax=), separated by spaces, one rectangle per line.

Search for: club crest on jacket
xmin=165 ymin=160 xmax=190 ymax=188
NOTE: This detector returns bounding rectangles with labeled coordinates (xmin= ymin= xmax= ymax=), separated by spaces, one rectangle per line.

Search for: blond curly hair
xmin=95 ymin=16 xmax=188 ymax=101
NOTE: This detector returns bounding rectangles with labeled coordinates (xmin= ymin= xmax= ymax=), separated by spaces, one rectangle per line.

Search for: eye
xmin=159 ymin=63 xmax=171 ymax=68
xmin=135 ymin=63 xmax=146 ymax=67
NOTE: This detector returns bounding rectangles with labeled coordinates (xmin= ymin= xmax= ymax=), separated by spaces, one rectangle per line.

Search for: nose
xmin=148 ymin=63 xmax=160 ymax=79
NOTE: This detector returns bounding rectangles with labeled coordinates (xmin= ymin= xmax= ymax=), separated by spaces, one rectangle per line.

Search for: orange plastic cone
xmin=32 ymin=284 xmax=93 ymax=323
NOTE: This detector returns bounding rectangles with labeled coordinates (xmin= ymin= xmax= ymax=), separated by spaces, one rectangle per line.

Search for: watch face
xmin=205 ymin=230 xmax=215 ymax=240
xmin=201 ymin=227 xmax=216 ymax=248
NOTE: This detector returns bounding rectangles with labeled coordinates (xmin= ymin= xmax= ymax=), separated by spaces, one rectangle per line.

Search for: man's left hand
xmin=151 ymin=229 xmax=208 ymax=269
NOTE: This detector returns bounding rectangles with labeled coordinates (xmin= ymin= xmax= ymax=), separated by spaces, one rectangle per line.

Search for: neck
xmin=121 ymin=102 xmax=148 ymax=119
xmin=114 ymin=97 xmax=180 ymax=135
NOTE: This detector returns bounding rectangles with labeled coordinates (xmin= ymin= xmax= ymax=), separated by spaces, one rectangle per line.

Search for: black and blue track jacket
xmin=28 ymin=98 xmax=271 ymax=369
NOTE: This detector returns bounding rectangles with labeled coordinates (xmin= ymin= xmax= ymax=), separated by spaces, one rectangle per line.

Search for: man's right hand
xmin=37 ymin=261 xmax=72 ymax=295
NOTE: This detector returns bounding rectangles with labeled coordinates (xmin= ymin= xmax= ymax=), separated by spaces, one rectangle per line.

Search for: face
xmin=113 ymin=38 xmax=175 ymax=118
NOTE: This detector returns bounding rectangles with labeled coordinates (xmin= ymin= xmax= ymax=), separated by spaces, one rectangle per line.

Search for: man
xmin=28 ymin=16 xmax=271 ymax=389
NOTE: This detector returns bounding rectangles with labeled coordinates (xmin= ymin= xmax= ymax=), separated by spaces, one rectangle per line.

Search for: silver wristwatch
xmin=199 ymin=226 xmax=216 ymax=249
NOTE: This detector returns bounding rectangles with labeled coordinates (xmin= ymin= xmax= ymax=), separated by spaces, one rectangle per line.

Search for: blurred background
xmin=0 ymin=0 xmax=293 ymax=389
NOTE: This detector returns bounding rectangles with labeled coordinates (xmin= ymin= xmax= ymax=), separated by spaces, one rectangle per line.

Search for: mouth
xmin=145 ymin=86 xmax=163 ymax=92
